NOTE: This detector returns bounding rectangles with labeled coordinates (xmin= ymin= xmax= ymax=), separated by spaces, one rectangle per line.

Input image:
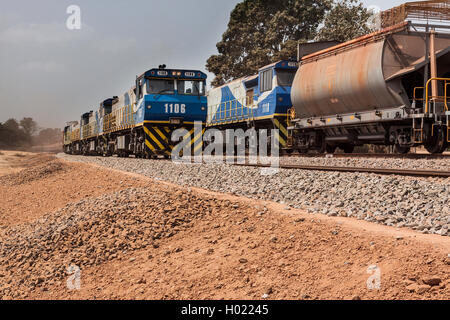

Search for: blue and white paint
xmin=207 ymin=60 xmax=298 ymax=126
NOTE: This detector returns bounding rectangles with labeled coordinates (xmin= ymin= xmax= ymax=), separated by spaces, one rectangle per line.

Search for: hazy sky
xmin=0 ymin=0 xmax=406 ymax=128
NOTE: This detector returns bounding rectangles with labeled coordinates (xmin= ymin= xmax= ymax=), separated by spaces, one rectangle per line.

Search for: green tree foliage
xmin=207 ymin=0 xmax=370 ymax=87
xmin=206 ymin=0 xmax=332 ymax=87
xmin=0 ymin=117 xmax=46 ymax=149
xmin=0 ymin=118 xmax=28 ymax=148
xmin=317 ymin=0 xmax=372 ymax=42
xmin=19 ymin=117 xmax=38 ymax=137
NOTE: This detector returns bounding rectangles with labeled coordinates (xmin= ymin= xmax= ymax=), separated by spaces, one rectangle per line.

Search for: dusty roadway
xmin=0 ymin=151 xmax=448 ymax=300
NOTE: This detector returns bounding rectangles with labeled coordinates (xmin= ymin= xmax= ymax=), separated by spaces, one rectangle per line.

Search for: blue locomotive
xmin=64 ymin=66 xmax=207 ymax=158
xmin=206 ymin=60 xmax=298 ymax=149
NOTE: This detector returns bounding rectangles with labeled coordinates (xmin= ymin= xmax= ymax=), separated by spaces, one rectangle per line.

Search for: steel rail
xmin=280 ymin=153 xmax=450 ymax=159
xmin=234 ymin=163 xmax=450 ymax=178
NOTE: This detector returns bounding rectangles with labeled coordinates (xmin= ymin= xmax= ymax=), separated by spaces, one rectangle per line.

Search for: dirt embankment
xmin=0 ymin=154 xmax=449 ymax=300
xmin=0 ymin=154 xmax=148 ymax=226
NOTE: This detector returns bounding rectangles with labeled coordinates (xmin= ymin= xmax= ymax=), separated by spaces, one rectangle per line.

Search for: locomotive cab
xmin=135 ymin=67 xmax=208 ymax=126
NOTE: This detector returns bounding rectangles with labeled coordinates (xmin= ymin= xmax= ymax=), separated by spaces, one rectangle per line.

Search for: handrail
xmin=446 ymin=83 xmax=449 ymax=111
xmin=209 ymin=96 xmax=256 ymax=124
xmin=82 ymin=121 xmax=99 ymax=139
xmin=104 ymin=104 xmax=135 ymax=133
xmin=425 ymin=77 xmax=450 ymax=113
xmin=70 ymin=128 xmax=80 ymax=142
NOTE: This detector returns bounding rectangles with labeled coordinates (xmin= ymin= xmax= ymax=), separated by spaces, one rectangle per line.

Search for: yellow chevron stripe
xmin=276 ymin=133 xmax=286 ymax=146
xmin=153 ymin=127 xmax=168 ymax=142
xmin=191 ymin=128 xmax=205 ymax=146
xmin=274 ymin=118 xmax=287 ymax=137
xmin=193 ymin=141 xmax=203 ymax=153
xmin=184 ymin=128 xmax=195 ymax=140
xmin=148 ymin=130 xmax=165 ymax=150
xmin=143 ymin=125 xmax=151 ymax=137
xmin=145 ymin=139 xmax=156 ymax=151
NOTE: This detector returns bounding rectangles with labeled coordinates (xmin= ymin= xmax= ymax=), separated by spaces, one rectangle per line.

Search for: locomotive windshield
xmin=277 ymin=70 xmax=296 ymax=87
xmin=178 ymin=80 xmax=205 ymax=96
xmin=147 ymin=79 xmax=175 ymax=94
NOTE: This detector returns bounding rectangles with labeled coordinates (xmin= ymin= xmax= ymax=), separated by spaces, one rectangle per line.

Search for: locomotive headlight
xmin=201 ymin=106 xmax=206 ymax=111
xmin=147 ymin=105 xmax=152 ymax=109
xmin=278 ymin=97 xmax=283 ymax=102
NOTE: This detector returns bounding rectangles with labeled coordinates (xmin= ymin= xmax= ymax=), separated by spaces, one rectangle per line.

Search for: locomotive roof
xmin=139 ymin=68 xmax=207 ymax=80
xmin=258 ymin=60 xmax=298 ymax=72
xmin=211 ymin=60 xmax=297 ymax=90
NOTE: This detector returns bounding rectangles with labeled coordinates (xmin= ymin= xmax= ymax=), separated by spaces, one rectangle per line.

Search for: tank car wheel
xmin=325 ymin=145 xmax=337 ymax=154
xmin=394 ymin=144 xmax=410 ymax=154
xmin=424 ymin=126 xmax=447 ymax=154
xmin=340 ymin=144 xmax=354 ymax=154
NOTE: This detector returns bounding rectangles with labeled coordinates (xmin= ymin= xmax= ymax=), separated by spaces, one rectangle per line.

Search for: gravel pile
xmin=0 ymin=160 xmax=65 ymax=186
xmin=0 ymin=186 xmax=241 ymax=298
xmin=58 ymin=154 xmax=450 ymax=237
xmin=280 ymin=156 xmax=450 ymax=171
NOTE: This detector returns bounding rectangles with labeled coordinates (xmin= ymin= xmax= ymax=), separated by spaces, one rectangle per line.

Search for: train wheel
xmin=282 ymin=149 xmax=294 ymax=155
xmin=341 ymin=144 xmax=354 ymax=154
xmin=325 ymin=145 xmax=337 ymax=154
xmin=424 ymin=126 xmax=447 ymax=154
xmin=394 ymin=144 xmax=410 ymax=154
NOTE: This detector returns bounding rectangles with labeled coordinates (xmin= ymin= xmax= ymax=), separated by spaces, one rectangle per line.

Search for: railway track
xmin=281 ymin=152 xmax=450 ymax=159
xmin=235 ymin=163 xmax=450 ymax=178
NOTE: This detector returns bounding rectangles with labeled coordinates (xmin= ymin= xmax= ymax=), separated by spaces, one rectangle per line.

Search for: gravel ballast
xmin=57 ymin=154 xmax=450 ymax=237
xmin=280 ymin=155 xmax=450 ymax=171
xmin=0 ymin=186 xmax=242 ymax=298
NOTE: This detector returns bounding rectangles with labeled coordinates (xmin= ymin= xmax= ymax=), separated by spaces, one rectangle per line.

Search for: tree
xmin=207 ymin=0 xmax=371 ymax=87
xmin=316 ymin=0 xmax=371 ymax=42
xmin=206 ymin=0 xmax=332 ymax=87
xmin=19 ymin=117 xmax=38 ymax=137
xmin=34 ymin=128 xmax=62 ymax=145
xmin=0 ymin=118 xmax=29 ymax=148
xmin=3 ymin=118 xmax=20 ymax=131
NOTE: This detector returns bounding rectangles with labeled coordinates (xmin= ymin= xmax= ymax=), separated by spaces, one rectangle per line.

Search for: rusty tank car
xmin=288 ymin=3 xmax=450 ymax=154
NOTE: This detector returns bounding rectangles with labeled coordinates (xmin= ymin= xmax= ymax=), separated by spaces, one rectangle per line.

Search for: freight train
xmin=63 ymin=60 xmax=298 ymax=157
xmin=64 ymin=66 xmax=207 ymax=158
xmin=64 ymin=6 xmax=450 ymax=156
xmin=288 ymin=21 xmax=450 ymax=154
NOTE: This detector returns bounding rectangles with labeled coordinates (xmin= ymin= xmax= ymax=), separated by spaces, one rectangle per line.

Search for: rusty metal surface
xmin=291 ymin=39 xmax=404 ymax=118
xmin=301 ymin=22 xmax=408 ymax=62
xmin=291 ymin=24 xmax=450 ymax=119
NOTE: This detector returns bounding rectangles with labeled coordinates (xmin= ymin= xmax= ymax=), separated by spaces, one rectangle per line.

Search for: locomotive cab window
xmin=178 ymin=80 xmax=205 ymax=96
xmin=260 ymin=69 xmax=273 ymax=93
xmin=277 ymin=70 xmax=296 ymax=87
xmin=147 ymin=79 xmax=175 ymax=95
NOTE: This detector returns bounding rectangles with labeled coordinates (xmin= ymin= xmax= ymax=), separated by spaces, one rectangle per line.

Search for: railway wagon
xmin=63 ymin=121 xmax=80 ymax=154
xmin=288 ymin=18 xmax=450 ymax=154
xmin=207 ymin=60 xmax=298 ymax=150
xmin=64 ymin=66 xmax=208 ymax=158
